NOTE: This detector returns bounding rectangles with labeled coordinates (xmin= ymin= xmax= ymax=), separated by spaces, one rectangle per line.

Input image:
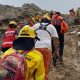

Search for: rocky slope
xmin=0 ymin=3 xmax=43 ymax=20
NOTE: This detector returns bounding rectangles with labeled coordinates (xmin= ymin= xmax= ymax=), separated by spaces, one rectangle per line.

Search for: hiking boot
xmin=60 ymin=60 xmax=64 ymax=65
xmin=53 ymin=57 xmax=57 ymax=66
xmin=53 ymin=55 xmax=58 ymax=66
xmin=59 ymin=56 xmax=64 ymax=65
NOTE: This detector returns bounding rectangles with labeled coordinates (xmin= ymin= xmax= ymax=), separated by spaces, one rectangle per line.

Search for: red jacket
xmin=2 ymin=29 xmax=18 ymax=48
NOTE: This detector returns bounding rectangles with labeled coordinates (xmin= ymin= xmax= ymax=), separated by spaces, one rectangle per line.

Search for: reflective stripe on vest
xmin=3 ymin=42 xmax=13 ymax=45
xmin=5 ymin=31 xmax=16 ymax=34
xmin=2 ymin=29 xmax=16 ymax=48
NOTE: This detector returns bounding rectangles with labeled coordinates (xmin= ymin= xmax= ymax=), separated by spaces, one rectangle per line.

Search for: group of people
xmin=0 ymin=11 xmax=68 ymax=80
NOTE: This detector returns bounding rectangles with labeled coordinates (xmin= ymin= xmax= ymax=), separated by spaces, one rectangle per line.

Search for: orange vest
xmin=61 ymin=21 xmax=68 ymax=34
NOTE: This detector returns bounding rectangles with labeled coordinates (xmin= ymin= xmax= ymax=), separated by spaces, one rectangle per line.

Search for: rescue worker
xmin=1 ymin=25 xmax=45 ymax=80
xmin=2 ymin=21 xmax=18 ymax=52
xmin=32 ymin=12 xmax=43 ymax=24
xmin=52 ymin=12 xmax=68 ymax=64
xmin=33 ymin=16 xmax=59 ymax=80
xmin=69 ymin=8 xmax=75 ymax=17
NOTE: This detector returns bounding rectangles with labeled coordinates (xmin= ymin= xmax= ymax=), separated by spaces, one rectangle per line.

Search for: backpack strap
xmin=52 ymin=15 xmax=64 ymax=26
xmin=35 ymin=23 xmax=55 ymax=54
xmin=36 ymin=23 xmax=52 ymax=38
xmin=15 ymin=50 xmax=31 ymax=56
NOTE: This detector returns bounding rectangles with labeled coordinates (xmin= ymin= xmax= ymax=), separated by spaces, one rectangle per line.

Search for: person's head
xmin=17 ymin=21 xmax=24 ymax=29
xmin=13 ymin=25 xmax=37 ymax=50
xmin=43 ymin=12 xmax=51 ymax=20
xmin=41 ymin=18 xmax=51 ymax=24
xmin=8 ymin=21 xmax=17 ymax=29
xmin=49 ymin=11 xmax=54 ymax=18
xmin=55 ymin=12 xmax=61 ymax=16
xmin=35 ymin=12 xmax=43 ymax=22
xmin=69 ymin=9 xmax=75 ymax=16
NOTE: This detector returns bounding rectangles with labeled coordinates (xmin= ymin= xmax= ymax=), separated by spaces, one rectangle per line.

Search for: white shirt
xmin=33 ymin=23 xmax=58 ymax=50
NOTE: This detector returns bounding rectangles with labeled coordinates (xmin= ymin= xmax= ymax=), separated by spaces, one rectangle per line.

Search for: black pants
xmin=54 ymin=25 xmax=64 ymax=56
xmin=58 ymin=33 xmax=64 ymax=57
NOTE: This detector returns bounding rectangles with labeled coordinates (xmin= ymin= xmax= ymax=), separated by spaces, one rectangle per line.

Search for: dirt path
xmin=49 ymin=33 xmax=80 ymax=80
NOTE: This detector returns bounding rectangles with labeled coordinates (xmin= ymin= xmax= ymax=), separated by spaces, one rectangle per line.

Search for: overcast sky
xmin=0 ymin=0 xmax=80 ymax=13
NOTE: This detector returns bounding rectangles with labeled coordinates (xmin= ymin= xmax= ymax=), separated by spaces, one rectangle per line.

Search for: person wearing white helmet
xmin=33 ymin=17 xmax=59 ymax=80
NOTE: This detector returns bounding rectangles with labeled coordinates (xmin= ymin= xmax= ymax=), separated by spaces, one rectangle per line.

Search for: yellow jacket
xmin=1 ymin=48 xmax=45 ymax=80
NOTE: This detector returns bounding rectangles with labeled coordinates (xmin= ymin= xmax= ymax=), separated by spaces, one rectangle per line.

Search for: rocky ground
xmin=0 ymin=26 xmax=80 ymax=80
xmin=49 ymin=30 xmax=80 ymax=80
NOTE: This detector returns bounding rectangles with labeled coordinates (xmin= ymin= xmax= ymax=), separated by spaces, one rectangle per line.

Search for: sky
xmin=0 ymin=0 xmax=80 ymax=14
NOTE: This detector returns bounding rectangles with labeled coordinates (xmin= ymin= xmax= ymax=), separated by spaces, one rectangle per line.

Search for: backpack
xmin=0 ymin=51 xmax=27 ymax=80
xmin=36 ymin=24 xmax=51 ymax=41
xmin=61 ymin=21 xmax=68 ymax=33
xmin=52 ymin=15 xmax=62 ymax=26
xmin=35 ymin=24 xmax=55 ymax=52
xmin=52 ymin=15 xmax=68 ymax=34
